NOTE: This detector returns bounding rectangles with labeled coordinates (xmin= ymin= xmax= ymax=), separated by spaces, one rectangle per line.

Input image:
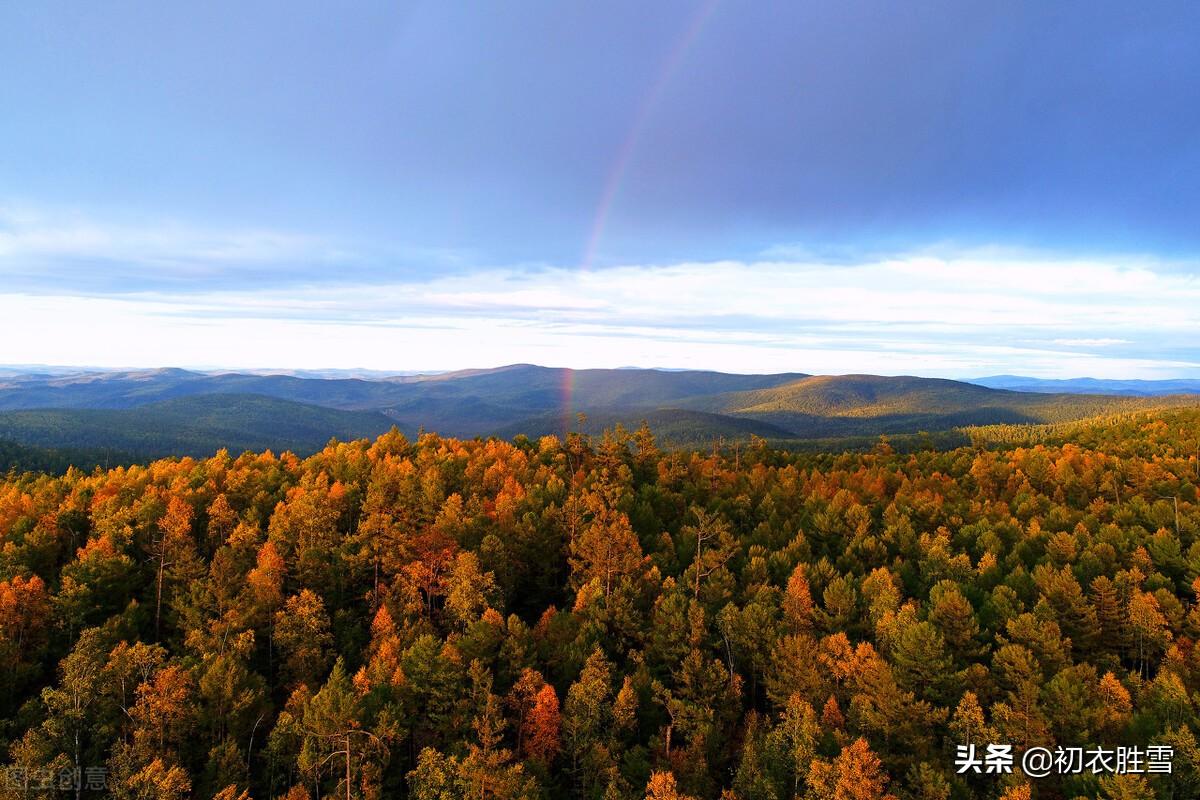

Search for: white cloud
xmin=2 ymin=226 xmax=1199 ymax=378
xmin=1050 ymin=338 xmax=1132 ymax=347
xmin=0 ymin=205 xmax=349 ymax=269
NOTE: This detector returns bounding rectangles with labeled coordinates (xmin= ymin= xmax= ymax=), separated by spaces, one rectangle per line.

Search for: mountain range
xmin=971 ymin=375 xmax=1200 ymax=395
xmin=0 ymin=365 xmax=1197 ymax=464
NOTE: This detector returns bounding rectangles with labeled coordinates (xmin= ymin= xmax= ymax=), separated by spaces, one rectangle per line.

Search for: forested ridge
xmin=3 ymin=368 xmax=1196 ymax=458
xmin=2 ymin=409 xmax=1200 ymax=799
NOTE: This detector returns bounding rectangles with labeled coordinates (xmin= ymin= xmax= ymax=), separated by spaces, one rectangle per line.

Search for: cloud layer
xmin=2 ymin=213 xmax=1197 ymax=378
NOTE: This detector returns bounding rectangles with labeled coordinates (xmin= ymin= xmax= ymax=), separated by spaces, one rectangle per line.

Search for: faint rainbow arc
xmin=562 ymin=0 xmax=720 ymax=437
xmin=578 ymin=0 xmax=722 ymax=274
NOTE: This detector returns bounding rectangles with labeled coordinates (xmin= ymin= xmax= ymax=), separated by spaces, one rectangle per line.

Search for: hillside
xmin=693 ymin=373 xmax=1200 ymax=437
xmin=0 ymin=394 xmax=399 ymax=459
xmin=493 ymin=407 xmax=798 ymax=445
xmin=0 ymin=368 xmax=420 ymax=411
xmin=0 ymin=366 xmax=1196 ymax=462
xmin=2 ymin=407 xmax=1199 ymax=799
xmin=0 ymin=365 xmax=806 ymax=412
xmin=0 ymin=438 xmax=141 ymax=473
xmin=973 ymin=375 xmax=1200 ymax=396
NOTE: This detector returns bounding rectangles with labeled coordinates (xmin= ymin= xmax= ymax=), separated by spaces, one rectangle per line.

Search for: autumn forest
xmin=3 ymin=408 xmax=1200 ymax=800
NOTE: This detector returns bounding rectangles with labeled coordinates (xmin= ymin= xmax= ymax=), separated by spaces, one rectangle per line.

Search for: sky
xmin=1 ymin=1 xmax=1199 ymax=378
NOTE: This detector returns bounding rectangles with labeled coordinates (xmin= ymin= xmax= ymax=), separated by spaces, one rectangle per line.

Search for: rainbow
xmin=561 ymin=367 xmax=577 ymax=439
xmin=563 ymin=0 xmax=720 ymax=437
xmin=578 ymin=0 xmax=721 ymax=273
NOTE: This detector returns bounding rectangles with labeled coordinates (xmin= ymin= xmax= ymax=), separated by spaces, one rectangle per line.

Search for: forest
xmin=4 ymin=368 xmax=1197 ymax=460
xmin=2 ymin=408 xmax=1199 ymax=800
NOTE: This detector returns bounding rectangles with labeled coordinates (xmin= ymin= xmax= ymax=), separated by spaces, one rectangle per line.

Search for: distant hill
xmin=0 ymin=365 xmax=1196 ymax=463
xmin=687 ymin=374 xmax=1196 ymax=437
xmin=972 ymin=375 xmax=1200 ymax=396
xmin=0 ymin=365 xmax=805 ymax=412
xmin=699 ymin=374 xmax=1001 ymax=416
xmin=0 ymin=369 xmax=415 ymax=411
xmin=494 ymin=408 xmax=798 ymax=445
xmin=0 ymin=394 xmax=399 ymax=459
xmin=0 ymin=438 xmax=142 ymax=474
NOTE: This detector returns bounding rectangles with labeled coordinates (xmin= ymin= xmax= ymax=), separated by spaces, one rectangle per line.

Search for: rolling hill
xmin=0 ymin=364 xmax=806 ymax=412
xmin=972 ymin=375 xmax=1200 ymax=396
xmin=679 ymin=373 xmax=1197 ymax=437
xmin=0 ymin=394 xmax=399 ymax=459
xmin=493 ymin=408 xmax=798 ymax=444
xmin=0 ymin=365 xmax=1197 ymax=466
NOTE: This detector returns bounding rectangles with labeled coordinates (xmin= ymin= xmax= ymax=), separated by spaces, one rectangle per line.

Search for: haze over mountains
xmin=971 ymin=375 xmax=1200 ymax=396
xmin=0 ymin=365 xmax=1197 ymax=466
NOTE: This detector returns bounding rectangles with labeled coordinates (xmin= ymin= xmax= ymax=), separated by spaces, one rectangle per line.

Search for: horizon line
xmin=3 ymin=362 xmax=1200 ymax=385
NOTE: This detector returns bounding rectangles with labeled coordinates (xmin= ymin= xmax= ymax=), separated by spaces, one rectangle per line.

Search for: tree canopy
xmin=2 ymin=408 xmax=1200 ymax=799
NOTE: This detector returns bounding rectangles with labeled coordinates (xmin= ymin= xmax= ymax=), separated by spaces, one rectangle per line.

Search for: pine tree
xmin=889 ymin=621 xmax=955 ymax=704
xmin=523 ymin=684 xmax=561 ymax=765
xmin=274 ymin=590 xmax=334 ymax=689
xmin=782 ymin=571 xmax=815 ymax=633
xmin=569 ymin=490 xmax=643 ymax=600
xmin=927 ymin=581 xmax=981 ymax=661
xmin=765 ymin=694 xmax=819 ymax=799
xmin=645 ymin=771 xmax=698 ymax=800
xmin=805 ymin=738 xmax=897 ymax=800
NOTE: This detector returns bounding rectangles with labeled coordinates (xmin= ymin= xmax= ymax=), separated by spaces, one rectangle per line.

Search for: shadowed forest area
xmin=3 ymin=368 xmax=1197 ymax=461
xmin=2 ymin=408 xmax=1200 ymax=799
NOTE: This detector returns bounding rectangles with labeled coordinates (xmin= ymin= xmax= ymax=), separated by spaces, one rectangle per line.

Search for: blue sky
xmin=1 ymin=1 xmax=1199 ymax=377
